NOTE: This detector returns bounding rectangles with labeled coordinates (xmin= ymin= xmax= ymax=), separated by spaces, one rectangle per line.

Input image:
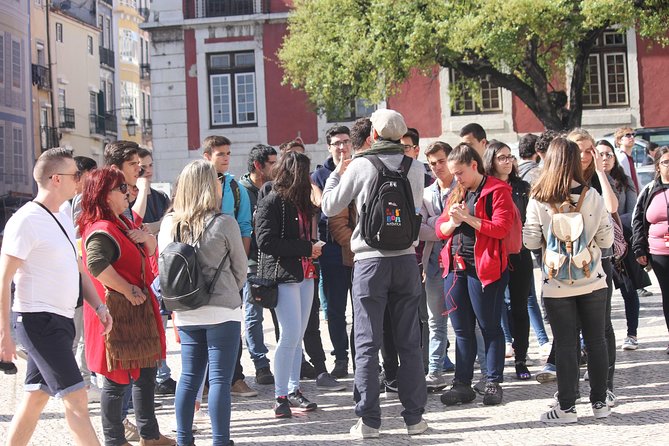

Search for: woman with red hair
xmin=78 ymin=167 xmax=173 ymax=446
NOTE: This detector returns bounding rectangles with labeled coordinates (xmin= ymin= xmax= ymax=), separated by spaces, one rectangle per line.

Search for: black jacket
xmin=255 ymin=190 xmax=313 ymax=283
xmin=631 ymin=179 xmax=668 ymax=259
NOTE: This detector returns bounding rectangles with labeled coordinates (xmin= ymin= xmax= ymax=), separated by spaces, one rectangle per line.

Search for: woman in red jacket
xmin=435 ymin=143 xmax=514 ymax=407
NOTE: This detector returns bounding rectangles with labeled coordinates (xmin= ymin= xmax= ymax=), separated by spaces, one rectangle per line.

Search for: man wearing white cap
xmin=321 ymin=109 xmax=428 ymax=438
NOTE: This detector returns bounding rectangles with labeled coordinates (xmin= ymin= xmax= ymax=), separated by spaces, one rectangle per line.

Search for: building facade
xmin=144 ymin=1 xmax=669 ymax=183
xmin=0 ymin=0 xmax=34 ymax=222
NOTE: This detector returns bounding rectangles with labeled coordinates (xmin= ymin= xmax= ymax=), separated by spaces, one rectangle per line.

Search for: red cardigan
xmin=82 ymin=215 xmax=166 ymax=384
xmin=435 ymin=176 xmax=514 ymax=287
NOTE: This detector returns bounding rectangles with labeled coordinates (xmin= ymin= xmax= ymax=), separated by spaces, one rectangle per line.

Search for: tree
xmin=278 ymin=0 xmax=669 ymax=130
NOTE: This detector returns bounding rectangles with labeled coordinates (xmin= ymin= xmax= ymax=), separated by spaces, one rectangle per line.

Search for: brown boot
xmin=139 ymin=433 xmax=176 ymax=446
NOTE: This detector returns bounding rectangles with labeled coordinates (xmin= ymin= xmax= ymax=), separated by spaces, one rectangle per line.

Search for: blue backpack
xmin=543 ymin=187 xmax=597 ymax=284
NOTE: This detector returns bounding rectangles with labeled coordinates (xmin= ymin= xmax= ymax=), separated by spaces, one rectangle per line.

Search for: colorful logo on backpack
xmin=386 ymin=206 xmax=402 ymax=226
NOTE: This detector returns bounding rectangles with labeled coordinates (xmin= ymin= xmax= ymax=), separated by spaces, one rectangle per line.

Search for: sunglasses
xmin=623 ymin=133 xmax=635 ymax=138
xmin=49 ymin=171 xmax=83 ymax=181
xmin=112 ymin=183 xmax=129 ymax=194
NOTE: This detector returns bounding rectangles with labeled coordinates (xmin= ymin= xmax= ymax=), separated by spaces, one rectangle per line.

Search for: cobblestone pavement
xmin=1 ymin=272 xmax=668 ymax=445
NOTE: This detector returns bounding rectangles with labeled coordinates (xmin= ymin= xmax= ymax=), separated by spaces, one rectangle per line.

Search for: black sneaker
xmin=287 ymin=390 xmax=317 ymax=411
xmin=384 ymin=378 xmax=399 ymax=393
xmin=331 ymin=359 xmax=349 ymax=378
xmin=0 ymin=361 xmax=18 ymax=375
xmin=274 ymin=396 xmax=292 ymax=418
xmin=155 ymin=377 xmax=177 ymax=395
xmin=255 ymin=366 xmax=274 ymax=385
xmin=440 ymin=381 xmax=476 ymax=406
xmin=482 ymin=382 xmax=503 ymax=406
xmin=300 ymin=361 xmax=318 ymax=380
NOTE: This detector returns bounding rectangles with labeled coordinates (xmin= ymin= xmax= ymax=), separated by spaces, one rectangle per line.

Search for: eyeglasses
xmin=598 ymin=152 xmax=615 ymax=159
xmin=112 ymin=183 xmax=129 ymax=194
xmin=403 ymin=144 xmax=417 ymax=151
xmin=330 ymin=140 xmax=351 ymax=148
xmin=623 ymin=133 xmax=635 ymax=138
xmin=659 ymin=160 xmax=669 ymax=168
xmin=496 ymin=155 xmax=516 ymax=164
xmin=49 ymin=171 xmax=82 ymax=181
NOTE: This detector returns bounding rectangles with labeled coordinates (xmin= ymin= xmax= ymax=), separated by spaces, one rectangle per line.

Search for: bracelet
xmin=95 ymin=303 xmax=108 ymax=315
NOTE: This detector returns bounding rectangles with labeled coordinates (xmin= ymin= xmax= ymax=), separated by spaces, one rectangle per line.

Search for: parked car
xmin=636 ymin=164 xmax=656 ymax=191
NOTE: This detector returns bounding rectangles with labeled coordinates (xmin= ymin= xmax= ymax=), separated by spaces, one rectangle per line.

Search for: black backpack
xmin=159 ymin=214 xmax=225 ymax=311
xmin=359 ymin=155 xmax=421 ymax=250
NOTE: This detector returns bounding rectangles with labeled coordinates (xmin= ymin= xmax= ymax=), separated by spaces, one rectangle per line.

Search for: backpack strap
xmin=365 ymin=154 xmax=387 ymax=173
xmin=573 ymin=186 xmax=589 ymax=212
xmin=230 ymin=178 xmax=241 ymax=217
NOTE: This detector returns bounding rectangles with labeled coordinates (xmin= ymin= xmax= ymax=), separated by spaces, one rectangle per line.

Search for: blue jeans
xmin=424 ymin=273 xmax=449 ymax=374
xmin=527 ymin=279 xmax=550 ymax=345
xmin=320 ymin=243 xmax=353 ymax=361
xmin=243 ymin=269 xmax=270 ymax=371
xmin=445 ymin=268 xmax=508 ymax=383
xmin=176 ymin=321 xmax=240 ymax=446
xmin=274 ymin=280 xmax=314 ymax=397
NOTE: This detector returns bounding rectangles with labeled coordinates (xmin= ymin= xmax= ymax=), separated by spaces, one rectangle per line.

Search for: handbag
xmin=611 ymin=212 xmax=627 ymax=260
xmin=104 ymin=245 xmax=162 ymax=371
xmin=247 ymin=200 xmax=285 ymax=309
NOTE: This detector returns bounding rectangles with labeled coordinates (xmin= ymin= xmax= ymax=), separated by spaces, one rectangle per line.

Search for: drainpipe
xmin=45 ymin=0 xmax=58 ymax=132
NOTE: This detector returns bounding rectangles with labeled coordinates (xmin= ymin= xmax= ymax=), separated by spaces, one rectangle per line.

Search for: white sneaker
xmin=193 ymin=408 xmax=210 ymax=423
xmin=539 ymin=341 xmax=553 ymax=358
xmin=592 ymin=401 xmax=611 ymax=419
xmin=606 ymin=389 xmax=617 ymax=408
xmin=552 ymin=391 xmax=582 ymax=406
xmin=505 ymin=342 xmax=514 ymax=358
xmin=406 ymin=418 xmax=428 ymax=435
xmin=540 ymin=406 xmax=578 ymax=424
xmin=622 ymin=336 xmax=638 ymax=350
xmin=350 ymin=418 xmax=379 ymax=439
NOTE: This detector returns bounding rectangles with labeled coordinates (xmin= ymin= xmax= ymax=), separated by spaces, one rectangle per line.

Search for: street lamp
xmin=125 ymin=115 xmax=138 ymax=136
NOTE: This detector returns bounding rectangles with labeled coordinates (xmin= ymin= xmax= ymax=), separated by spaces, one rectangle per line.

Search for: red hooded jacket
xmin=435 ymin=176 xmax=514 ymax=287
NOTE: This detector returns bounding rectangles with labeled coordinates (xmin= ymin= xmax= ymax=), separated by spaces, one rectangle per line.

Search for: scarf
xmin=354 ymin=139 xmax=405 ymax=157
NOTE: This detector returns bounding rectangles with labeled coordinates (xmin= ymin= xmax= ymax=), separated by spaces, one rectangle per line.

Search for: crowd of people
xmin=1 ymin=110 xmax=668 ymax=445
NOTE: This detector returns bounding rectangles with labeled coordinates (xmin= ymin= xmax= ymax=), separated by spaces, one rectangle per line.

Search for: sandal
xmin=515 ymin=361 xmax=531 ymax=380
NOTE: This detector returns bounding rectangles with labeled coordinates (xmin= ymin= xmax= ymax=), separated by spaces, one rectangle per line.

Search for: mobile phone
xmin=314 ymin=241 xmax=326 ymax=248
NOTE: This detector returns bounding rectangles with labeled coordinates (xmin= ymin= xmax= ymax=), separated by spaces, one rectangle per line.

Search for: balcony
xmin=59 ymin=107 xmax=75 ymax=129
xmin=100 ymin=0 xmax=112 ymax=5
xmin=142 ymin=118 xmax=152 ymax=135
xmin=105 ymin=113 xmax=117 ymax=135
xmin=40 ymin=126 xmax=59 ymax=151
xmin=139 ymin=7 xmax=150 ymax=20
xmin=31 ymin=64 xmax=51 ymax=90
xmin=99 ymin=46 xmax=115 ymax=68
xmin=184 ymin=0 xmax=269 ymax=19
xmin=89 ymin=114 xmax=105 ymax=135
xmin=140 ymin=63 xmax=151 ymax=80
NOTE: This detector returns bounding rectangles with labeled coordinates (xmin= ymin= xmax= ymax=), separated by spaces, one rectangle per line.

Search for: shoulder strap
xmin=365 ymin=155 xmax=386 ymax=173
xmin=33 ymin=201 xmax=77 ymax=258
xmin=398 ymin=155 xmax=413 ymax=177
xmin=230 ymin=178 xmax=241 ymax=216
xmin=574 ymin=186 xmax=589 ymax=212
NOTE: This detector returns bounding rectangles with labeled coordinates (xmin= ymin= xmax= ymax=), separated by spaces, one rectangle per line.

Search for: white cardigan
xmin=523 ymin=187 xmax=614 ymax=298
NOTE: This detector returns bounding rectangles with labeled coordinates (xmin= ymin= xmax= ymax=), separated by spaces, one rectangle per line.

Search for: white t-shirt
xmin=2 ymin=202 xmax=79 ymax=318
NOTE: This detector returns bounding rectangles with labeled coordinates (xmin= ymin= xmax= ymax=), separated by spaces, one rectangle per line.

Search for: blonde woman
xmin=158 ymin=160 xmax=247 ymax=446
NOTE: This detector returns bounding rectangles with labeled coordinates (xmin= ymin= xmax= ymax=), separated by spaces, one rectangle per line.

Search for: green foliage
xmin=279 ymin=0 xmax=669 ymax=127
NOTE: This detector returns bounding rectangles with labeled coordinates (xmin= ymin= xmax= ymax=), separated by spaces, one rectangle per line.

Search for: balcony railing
xmin=90 ymin=114 xmax=105 ymax=135
xmin=142 ymin=118 xmax=152 ymax=135
xmin=105 ymin=113 xmax=118 ymax=135
xmin=99 ymin=46 xmax=115 ymax=68
xmin=32 ymin=64 xmax=51 ymax=90
xmin=184 ymin=0 xmax=270 ymax=19
xmin=138 ymin=7 xmax=150 ymax=20
xmin=100 ymin=0 xmax=112 ymax=5
xmin=59 ymin=107 xmax=75 ymax=129
xmin=40 ymin=126 xmax=59 ymax=152
xmin=140 ymin=63 xmax=151 ymax=80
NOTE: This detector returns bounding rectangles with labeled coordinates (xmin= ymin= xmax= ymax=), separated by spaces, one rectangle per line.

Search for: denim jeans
xmin=618 ymin=272 xmax=640 ymax=337
xmin=101 ymin=368 xmax=159 ymax=446
xmin=424 ymin=273 xmax=449 ymax=374
xmin=274 ymin=280 xmax=314 ymax=397
xmin=243 ymin=269 xmax=270 ymax=371
xmin=156 ymin=315 xmax=172 ymax=383
xmin=319 ymin=243 xmax=353 ymax=361
xmin=527 ymin=279 xmax=550 ymax=345
xmin=176 ymin=321 xmax=240 ymax=446
xmin=545 ymin=288 xmax=608 ymax=409
xmin=445 ymin=268 xmax=508 ymax=384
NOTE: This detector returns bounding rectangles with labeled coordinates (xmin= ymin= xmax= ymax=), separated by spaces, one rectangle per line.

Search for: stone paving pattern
xmin=1 ymin=272 xmax=668 ymax=445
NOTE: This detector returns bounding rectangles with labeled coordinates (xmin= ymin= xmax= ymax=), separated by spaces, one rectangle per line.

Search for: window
xmin=0 ymin=126 xmax=4 ymax=173
xmin=87 ymin=36 xmax=94 ymax=55
xmin=12 ymin=40 xmax=21 ymax=89
xmin=583 ymin=30 xmax=629 ymax=108
xmin=56 ymin=23 xmax=63 ymax=42
xmin=59 ymin=88 xmax=66 ymax=108
xmin=327 ymin=98 xmax=377 ymax=122
xmin=36 ymin=42 xmax=45 ymax=65
xmin=13 ymin=126 xmax=24 ymax=176
xmin=120 ymin=29 xmax=138 ymax=64
xmin=208 ymin=51 xmax=257 ymax=126
xmin=450 ymin=70 xmax=502 ymax=115
xmin=0 ymin=36 xmax=4 ymax=84
xmin=105 ymin=18 xmax=112 ymax=49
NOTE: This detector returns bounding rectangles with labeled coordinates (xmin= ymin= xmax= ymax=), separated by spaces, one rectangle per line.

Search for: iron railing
xmin=140 ymin=63 xmax=151 ymax=80
xmin=31 ymin=64 xmax=51 ymax=90
xmin=105 ymin=113 xmax=118 ymax=135
xmin=89 ymin=114 xmax=105 ymax=135
xmin=184 ymin=0 xmax=270 ymax=19
xmin=40 ymin=126 xmax=59 ymax=151
xmin=99 ymin=46 xmax=115 ymax=68
xmin=59 ymin=107 xmax=75 ymax=129
xmin=142 ymin=118 xmax=152 ymax=135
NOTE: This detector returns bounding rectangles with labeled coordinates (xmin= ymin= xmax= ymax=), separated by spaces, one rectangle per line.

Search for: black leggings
xmin=508 ymin=250 xmax=532 ymax=363
xmin=649 ymin=254 xmax=669 ymax=333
